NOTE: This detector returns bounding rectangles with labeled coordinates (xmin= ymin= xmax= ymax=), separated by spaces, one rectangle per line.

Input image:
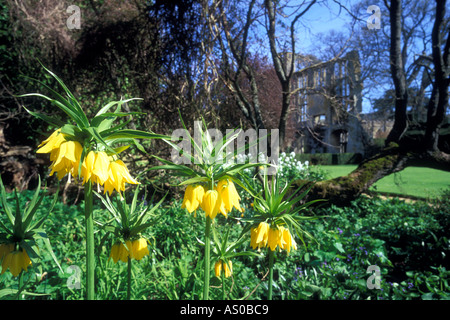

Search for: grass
xmin=319 ymin=165 xmax=450 ymax=199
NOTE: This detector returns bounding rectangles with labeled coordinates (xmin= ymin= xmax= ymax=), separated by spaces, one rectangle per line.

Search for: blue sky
xmin=296 ymin=0 xmax=353 ymax=51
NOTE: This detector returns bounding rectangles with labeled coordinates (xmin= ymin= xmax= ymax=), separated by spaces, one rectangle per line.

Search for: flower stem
xmin=221 ymin=271 xmax=226 ymax=300
xmin=203 ymin=216 xmax=212 ymax=300
xmin=84 ymin=180 xmax=95 ymax=300
xmin=268 ymin=249 xmax=274 ymax=300
xmin=127 ymin=256 xmax=132 ymax=300
xmin=16 ymin=272 xmax=24 ymax=300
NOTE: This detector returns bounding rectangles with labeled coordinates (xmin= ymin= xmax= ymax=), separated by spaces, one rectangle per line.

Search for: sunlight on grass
xmin=320 ymin=165 xmax=450 ymax=199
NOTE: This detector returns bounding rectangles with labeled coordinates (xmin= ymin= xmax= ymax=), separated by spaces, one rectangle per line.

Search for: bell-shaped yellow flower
xmin=181 ymin=184 xmax=205 ymax=213
xmin=214 ymin=260 xmax=222 ymax=278
xmin=1 ymin=248 xmax=32 ymax=277
xmin=279 ymin=226 xmax=297 ymax=253
xmin=250 ymin=221 xmax=269 ymax=250
xmin=82 ymin=151 xmax=110 ymax=185
xmin=131 ymin=238 xmax=149 ymax=261
xmin=214 ymin=260 xmax=232 ymax=278
xmin=104 ymin=159 xmax=139 ymax=195
xmin=201 ymin=189 xmax=221 ymax=219
xmin=0 ymin=243 xmax=14 ymax=259
xmin=109 ymin=242 xmax=121 ymax=263
xmin=81 ymin=150 xmax=96 ymax=184
xmin=109 ymin=241 xmax=132 ymax=263
xmin=250 ymin=227 xmax=259 ymax=250
xmin=92 ymin=151 xmax=110 ymax=185
xmin=36 ymin=129 xmax=66 ymax=154
xmin=49 ymin=140 xmax=83 ymax=179
xmin=216 ymin=179 xmax=242 ymax=213
xmin=223 ymin=260 xmax=232 ymax=278
xmin=267 ymin=227 xmax=282 ymax=251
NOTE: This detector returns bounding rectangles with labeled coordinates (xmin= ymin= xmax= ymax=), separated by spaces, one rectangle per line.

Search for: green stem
xmin=203 ymin=216 xmax=212 ymax=300
xmin=84 ymin=181 xmax=95 ymax=300
xmin=221 ymin=269 xmax=226 ymax=300
xmin=127 ymin=256 xmax=131 ymax=300
xmin=268 ymin=249 xmax=275 ymax=300
xmin=16 ymin=272 xmax=24 ymax=300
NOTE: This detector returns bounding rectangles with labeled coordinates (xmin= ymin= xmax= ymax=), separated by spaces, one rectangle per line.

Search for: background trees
xmin=0 ymin=0 xmax=448 ymax=203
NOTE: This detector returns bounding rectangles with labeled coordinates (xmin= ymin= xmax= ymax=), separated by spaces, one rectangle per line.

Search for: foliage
xmin=1 ymin=178 xmax=448 ymax=300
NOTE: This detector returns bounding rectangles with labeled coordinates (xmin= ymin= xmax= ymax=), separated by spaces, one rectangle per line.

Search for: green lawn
xmin=320 ymin=165 xmax=450 ymax=199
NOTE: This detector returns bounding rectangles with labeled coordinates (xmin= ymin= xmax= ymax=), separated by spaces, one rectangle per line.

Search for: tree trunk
xmin=424 ymin=0 xmax=450 ymax=151
xmin=386 ymin=0 xmax=408 ymax=145
xmin=295 ymin=143 xmax=410 ymax=206
xmin=295 ymin=144 xmax=450 ymax=207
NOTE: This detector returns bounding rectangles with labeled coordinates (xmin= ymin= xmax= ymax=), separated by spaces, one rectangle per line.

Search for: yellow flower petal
xmin=109 ymin=243 xmax=121 ymax=263
xmin=223 ymin=260 xmax=232 ymax=278
xmin=256 ymin=222 xmax=269 ymax=246
xmin=216 ymin=179 xmax=242 ymax=213
xmin=268 ymin=227 xmax=281 ymax=251
xmin=37 ymin=129 xmax=66 ymax=154
xmin=49 ymin=140 xmax=83 ymax=180
xmin=92 ymin=151 xmax=110 ymax=185
xmin=132 ymin=238 xmax=149 ymax=261
xmin=201 ymin=189 xmax=220 ymax=219
xmin=214 ymin=260 xmax=222 ymax=277
xmin=181 ymin=184 xmax=205 ymax=213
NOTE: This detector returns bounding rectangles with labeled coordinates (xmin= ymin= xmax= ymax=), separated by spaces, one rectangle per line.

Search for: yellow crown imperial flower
xmin=267 ymin=227 xmax=282 ymax=251
xmin=201 ymin=189 xmax=221 ymax=219
xmin=49 ymin=140 xmax=83 ymax=180
xmin=214 ymin=260 xmax=233 ymax=278
xmin=216 ymin=179 xmax=242 ymax=213
xmin=104 ymin=159 xmax=139 ymax=195
xmin=82 ymin=151 xmax=110 ymax=186
xmin=223 ymin=260 xmax=232 ymax=278
xmin=0 ymin=243 xmax=14 ymax=259
xmin=109 ymin=242 xmax=121 ymax=264
xmin=109 ymin=241 xmax=133 ymax=263
xmin=92 ymin=151 xmax=110 ymax=185
xmin=1 ymin=248 xmax=32 ymax=277
xmin=250 ymin=221 xmax=269 ymax=250
xmin=181 ymin=184 xmax=205 ymax=214
xmin=36 ymin=128 xmax=66 ymax=155
xmin=214 ymin=260 xmax=222 ymax=278
xmin=279 ymin=226 xmax=297 ymax=253
xmin=131 ymin=238 xmax=149 ymax=261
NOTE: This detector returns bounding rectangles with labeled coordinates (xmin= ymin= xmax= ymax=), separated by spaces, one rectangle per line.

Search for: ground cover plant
xmin=1 ymin=149 xmax=448 ymax=300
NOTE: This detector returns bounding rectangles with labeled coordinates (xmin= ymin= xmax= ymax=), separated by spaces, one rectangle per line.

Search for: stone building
xmin=289 ymin=51 xmax=373 ymax=155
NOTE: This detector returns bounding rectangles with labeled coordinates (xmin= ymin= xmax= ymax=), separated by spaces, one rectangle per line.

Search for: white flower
xmin=258 ymin=153 xmax=266 ymax=163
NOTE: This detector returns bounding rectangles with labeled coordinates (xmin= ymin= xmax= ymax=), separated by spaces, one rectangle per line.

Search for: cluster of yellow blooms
xmin=250 ymin=222 xmax=297 ymax=253
xmin=0 ymin=244 xmax=32 ymax=277
xmin=37 ymin=129 xmax=138 ymax=194
xmin=214 ymin=260 xmax=232 ymax=278
xmin=181 ymin=179 xmax=243 ymax=219
xmin=109 ymin=238 xmax=149 ymax=263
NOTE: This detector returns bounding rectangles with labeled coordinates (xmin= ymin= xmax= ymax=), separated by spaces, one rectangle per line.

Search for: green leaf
xmin=22 ymin=176 xmax=44 ymax=230
xmin=103 ymin=129 xmax=169 ymax=141
xmin=0 ymin=175 xmax=15 ymax=225
xmin=19 ymin=93 xmax=86 ymax=127
xmin=32 ymin=231 xmax=63 ymax=272
xmin=178 ymin=176 xmax=209 ymax=186
xmin=38 ymin=63 xmax=89 ymax=127
xmin=0 ymin=288 xmax=18 ymax=299
xmin=22 ymin=106 xmax=65 ymax=128
xmin=333 ymin=242 xmax=345 ymax=253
